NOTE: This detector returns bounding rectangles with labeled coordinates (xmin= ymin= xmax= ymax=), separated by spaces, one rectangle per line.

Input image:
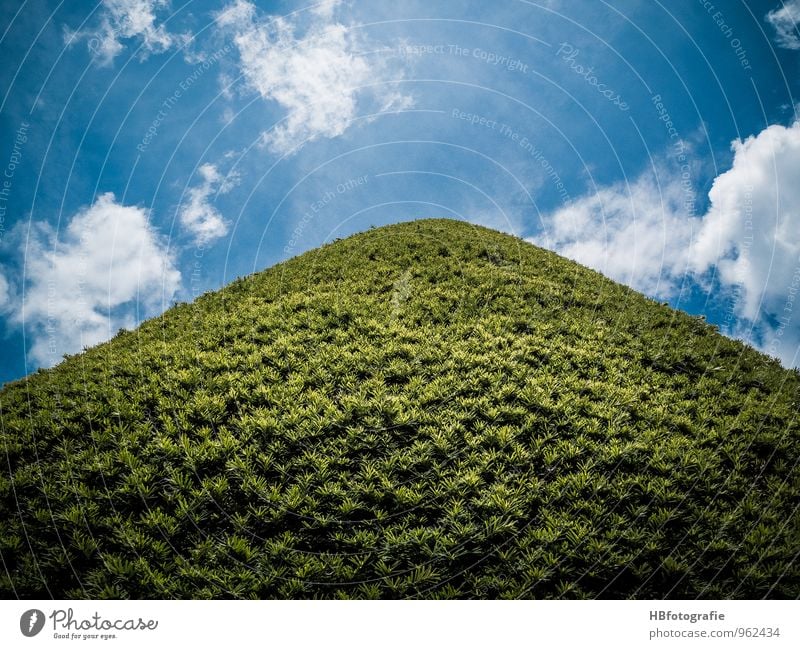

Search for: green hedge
xmin=1 ymin=219 xmax=798 ymax=598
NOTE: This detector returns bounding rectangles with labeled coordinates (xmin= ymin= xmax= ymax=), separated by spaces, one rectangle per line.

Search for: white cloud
xmin=14 ymin=193 xmax=180 ymax=367
xmin=533 ymin=121 xmax=800 ymax=367
xmin=531 ymin=168 xmax=695 ymax=298
xmin=216 ymin=0 xmax=412 ymax=155
xmin=689 ymin=122 xmax=800 ymax=318
xmin=310 ymin=0 xmax=344 ymax=21
xmin=689 ymin=121 xmax=800 ymax=365
xmin=766 ymin=0 xmax=800 ymax=50
xmin=65 ymin=0 xmax=185 ymax=66
xmin=215 ymin=0 xmax=256 ymax=28
xmin=178 ymin=163 xmax=239 ymax=245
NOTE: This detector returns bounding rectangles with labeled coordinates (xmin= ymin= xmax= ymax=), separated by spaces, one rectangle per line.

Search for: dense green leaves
xmin=1 ymin=219 xmax=798 ymax=598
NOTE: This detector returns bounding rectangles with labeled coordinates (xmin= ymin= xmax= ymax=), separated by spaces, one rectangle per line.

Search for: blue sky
xmin=0 ymin=0 xmax=798 ymax=383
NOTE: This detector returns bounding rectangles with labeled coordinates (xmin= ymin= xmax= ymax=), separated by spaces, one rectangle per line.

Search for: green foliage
xmin=1 ymin=219 xmax=799 ymax=599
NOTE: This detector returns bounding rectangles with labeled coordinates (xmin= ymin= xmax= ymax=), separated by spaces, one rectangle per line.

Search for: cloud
xmin=766 ymin=0 xmax=800 ymax=50
xmin=310 ymin=0 xmax=344 ymax=21
xmin=12 ymin=193 xmax=180 ymax=367
xmin=531 ymin=167 xmax=695 ymax=298
xmin=689 ymin=120 xmax=800 ymax=365
xmin=216 ymin=0 xmax=412 ymax=155
xmin=65 ymin=0 xmax=185 ymax=66
xmin=534 ymin=121 xmax=800 ymax=367
xmin=178 ymin=163 xmax=239 ymax=245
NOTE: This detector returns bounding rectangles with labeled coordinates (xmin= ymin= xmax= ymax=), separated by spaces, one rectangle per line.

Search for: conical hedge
xmin=1 ymin=219 xmax=798 ymax=598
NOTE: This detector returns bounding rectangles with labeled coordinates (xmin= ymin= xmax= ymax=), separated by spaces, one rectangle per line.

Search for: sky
xmin=0 ymin=0 xmax=798 ymax=384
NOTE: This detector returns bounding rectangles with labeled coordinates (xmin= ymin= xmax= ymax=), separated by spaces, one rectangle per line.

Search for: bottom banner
xmin=1 ymin=600 xmax=796 ymax=648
